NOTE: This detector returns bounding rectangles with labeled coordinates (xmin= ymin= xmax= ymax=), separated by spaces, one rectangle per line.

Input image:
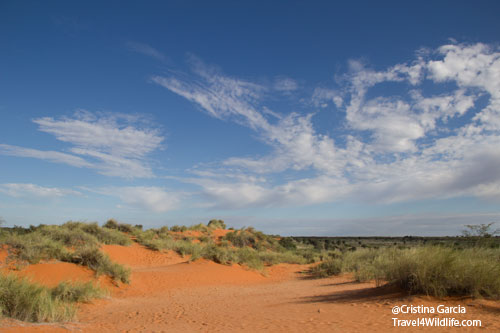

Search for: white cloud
xmin=126 ymin=41 xmax=166 ymax=61
xmin=33 ymin=112 xmax=163 ymax=157
xmin=0 ymin=183 xmax=81 ymax=198
xmin=155 ymin=42 xmax=500 ymax=209
xmin=151 ymin=68 xmax=269 ymax=131
xmin=274 ymin=77 xmax=298 ymax=92
xmin=0 ymin=144 xmax=93 ymax=168
xmin=312 ymin=87 xmax=343 ymax=108
xmin=92 ymin=186 xmax=180 ymax=212
xmin=1 ymin=111 xmax=164 ymax=179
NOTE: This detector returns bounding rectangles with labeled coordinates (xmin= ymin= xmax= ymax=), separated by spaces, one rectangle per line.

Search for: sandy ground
xmin=1 ymin=243 xmax=499 ymax=332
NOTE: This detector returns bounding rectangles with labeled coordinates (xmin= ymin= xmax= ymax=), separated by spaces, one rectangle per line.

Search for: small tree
xmin=462 ymin=223 xmax=499 ymax=247
xmin=462 ymin=222 xmax=499 ymax=238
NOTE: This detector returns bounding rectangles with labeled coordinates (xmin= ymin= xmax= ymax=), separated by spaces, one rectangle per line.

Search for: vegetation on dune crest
xmin=0 ymin=221 xmax=131 ymax=283
xmin=132 ymin=222 xmax=307 ymax=270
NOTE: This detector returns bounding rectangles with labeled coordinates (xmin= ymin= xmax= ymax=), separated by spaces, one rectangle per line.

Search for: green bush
xmin=188 ymin=223 xmax=209 ymax=232
xmin=170 ymin=225 xmax=187 ymax=232
xmin=207 ymin=219 xmax=227 ymax=229
xmin=103 ymin=219 xmax=119 ymax=229
xmin=279 ymin=237 xmax=297 ymax=250
xmin=201 ymin=245 xmax=234 ymax=264
xmin=223 ymin=229 xmax=257 ymax=248
xmin=309 ymin=259 xmax=343 ymax=278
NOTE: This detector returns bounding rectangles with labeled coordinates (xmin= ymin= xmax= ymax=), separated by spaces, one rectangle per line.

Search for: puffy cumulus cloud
xmin=0 ymin=111 xmax=164 ymax=179
xmin=155 ymin=42 xmax=500 ymax=209
xmin=92 ymin=186 xmax=180 ymax=212
xmin=0 ymin=183 xmax=81 ymax=198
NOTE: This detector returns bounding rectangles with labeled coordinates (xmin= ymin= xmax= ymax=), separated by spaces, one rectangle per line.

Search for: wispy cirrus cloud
xmin=87 ymin=186 xmax=180 ymax=212
xmin=0 ymin=144 xmax=93 ymax=168
xmin=0 ymin=111 xmax=164 ymax=179
xmin=274 ymin=77 xmax=298 ymax=92
xmin=154 ymin=42 xmax=500 ymax=209
xmin=126 ymin=41 xmax=166 ymax=61
xmin=0 ymin=183 xmax=81 ymax=198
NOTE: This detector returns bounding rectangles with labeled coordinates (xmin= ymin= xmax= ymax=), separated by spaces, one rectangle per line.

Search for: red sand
xmin=16 ymin=261 xmax=98 ymax=287
xmin=101 ymin=242 xmax=185 ymax=268
xmin=2 ymin=242 xmax=499 ymax=332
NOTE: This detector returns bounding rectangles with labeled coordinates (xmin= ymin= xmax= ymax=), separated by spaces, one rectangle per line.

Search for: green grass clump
xmin=0 ymin=274 xmax=73 ymax=322
xmin=70 ymin=246 xmax=130 ymax=284
xmin=51 ymin=281 xmax=107 ymax=303
xmin=0 ymin=274 xmax=106 ymax=322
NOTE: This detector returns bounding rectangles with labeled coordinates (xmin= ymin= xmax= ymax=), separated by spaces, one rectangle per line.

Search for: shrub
xmin=207 ymin=219 xmax=227 ymax=229
xmin=223 ymin=229 xmax=256 ymax=248
xmin=235 ymin=247 xmax=263 ymax=270
xmin=201 ymin=245 xmax=234 ymax=264
xmin=279 ymin=237 xmax=296 ymax=250
xmin=103 ymin=219 xmax=119 ymax=229
xmin=188 ymin=223 xmax=209 ymax=232
xmin=170 ymin=225 xmax=187 ymax=232
xmin=309 ymin=259 xmax=343 ymax=278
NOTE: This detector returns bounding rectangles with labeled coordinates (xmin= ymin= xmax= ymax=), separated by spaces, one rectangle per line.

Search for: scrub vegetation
xmin=308 ymin=223 xmax=500 ymax=298
xmin=0 ymin=220 xmax=498 ymax=323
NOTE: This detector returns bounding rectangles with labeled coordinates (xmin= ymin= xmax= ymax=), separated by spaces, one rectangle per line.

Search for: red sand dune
xmin=101 ymin=242 xmax=186 ymax=268
xmin=1 ymin=241 xmax=499 ymax=332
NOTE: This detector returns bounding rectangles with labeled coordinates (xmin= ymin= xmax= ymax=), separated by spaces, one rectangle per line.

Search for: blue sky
xmin=1 ymin=1 xmax=499 ymax=235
